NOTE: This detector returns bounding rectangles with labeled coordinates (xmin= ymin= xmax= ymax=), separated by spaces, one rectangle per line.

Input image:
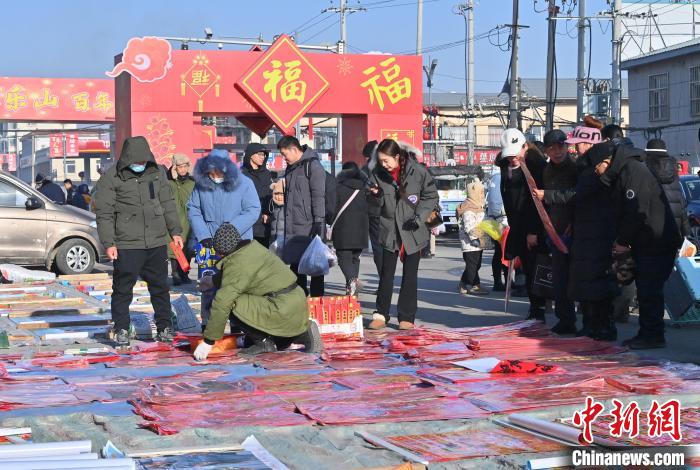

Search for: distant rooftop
xmin=425 ymin=78 xmax=629 ymax=106
xmin=621 ymin=36 xmax=700 ymax=69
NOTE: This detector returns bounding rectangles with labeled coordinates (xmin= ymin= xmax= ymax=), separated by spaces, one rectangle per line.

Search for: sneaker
xmin=458 ymin=282 xmax=469 ymax=295
xmin=155 ymin=327 xmax=174 ymax=343
xmin=347 ymin=279 xmax=359 ymax=297
xmin=622 ymin=335 xmax=666 ymax=350
xmin=113 ymin=328 xmax=130 ymax=347
xmin=469 ymin=285 xmax=489 ymax=296
xmin=239 ymin=337 xmax=277 ymax=356
xmin=399 ymin=321 xmax=415 ymax=330
xmin=368 ymin=312 xmax=386 ymax=330
xmin=551 ymin=322 xmax=578 ymax=335
xmin=295 ymin=321 xmax=323 ymax=354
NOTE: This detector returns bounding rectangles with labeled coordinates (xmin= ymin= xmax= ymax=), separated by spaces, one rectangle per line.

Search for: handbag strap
xmin=330 ymin=190 xmax=360 ymax=233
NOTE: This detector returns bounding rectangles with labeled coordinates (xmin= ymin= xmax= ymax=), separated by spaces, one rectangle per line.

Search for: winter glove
xmin=311 ymin=222 xmax=325 ymax=239
xmin=612 ymin=251 xmax=636 ymax=286
xmin=199 ymin=238 xmax=214 ymax=248
xmin=193 ymin=341 xmax=213 ymax=361
xmin=402 ymin=216 xmax=421 ymax=232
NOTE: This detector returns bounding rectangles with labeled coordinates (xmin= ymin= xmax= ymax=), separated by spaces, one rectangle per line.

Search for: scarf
xmin=456 ymin=180 xmax=485 ymax=217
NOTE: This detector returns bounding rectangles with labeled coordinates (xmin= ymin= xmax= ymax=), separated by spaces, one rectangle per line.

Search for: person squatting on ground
xmin=600 ymin=143 xmax=683 ymax=350
xmin=241 ymin=143 xmax=273 ymax=248
xmin=486 ymin=168 xmax=508 ymax=291
xmin=278 ymin=136 xmax=327 ymax=297
xmin=167 ymin=153 xmax=195 ymax=286
xmin=368 ymin=139 xmax=439 ymax=330
xmin=535 ymin=129 xmax=578 ymax=334
xmin=187 ymin=149 xmax=261 ymax=330
xmin=458 ymin=180 xmax=489 ymax=296
xmin=93 ymin=136 xmax=183 ymax=346
xmin=332 ymin=161 xmax=370 ymax=296
xmin=495 ymin=129 xmax=547 ymax=321
xmin=193 ymin=223 xmax=322 ymax=360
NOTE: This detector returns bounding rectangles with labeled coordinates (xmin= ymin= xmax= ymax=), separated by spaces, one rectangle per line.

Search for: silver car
xmin=0 ymin=171 xmax=105 ymax=275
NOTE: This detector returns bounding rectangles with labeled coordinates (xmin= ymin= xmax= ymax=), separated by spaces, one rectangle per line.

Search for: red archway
xmin=111 ymin=35 xmax=422 ymax=165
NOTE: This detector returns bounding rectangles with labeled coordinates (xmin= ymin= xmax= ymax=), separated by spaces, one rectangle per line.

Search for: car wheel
xmin=55 ymin=239 xmax=95 ymax=275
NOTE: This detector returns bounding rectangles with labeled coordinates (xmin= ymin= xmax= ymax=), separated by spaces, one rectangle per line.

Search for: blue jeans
xmin=634 ymin=252 xmax=675 ymax=340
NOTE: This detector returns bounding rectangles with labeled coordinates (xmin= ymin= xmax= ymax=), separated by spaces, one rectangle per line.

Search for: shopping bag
xmin=478 ymin=219 xmax=504 ymax=242
xmin=530 ymin=253 xmax=554 ymax=299
xmin=298 ymin=235 xmax=332 ymax=277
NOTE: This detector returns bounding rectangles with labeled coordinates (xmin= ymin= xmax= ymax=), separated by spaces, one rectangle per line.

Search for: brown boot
xmin=368 ymin=313 xmax=386 ymax=330
xmin=399 ymin=321 xmax=415 ymax=330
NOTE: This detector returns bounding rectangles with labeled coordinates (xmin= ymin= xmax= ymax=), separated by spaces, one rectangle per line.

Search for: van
xmin=0 ymin=171 xmax=105 ymax=275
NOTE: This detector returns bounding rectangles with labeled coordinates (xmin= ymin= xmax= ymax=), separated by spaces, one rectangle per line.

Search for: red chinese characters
xmin=572 ymin=396 xmax=605 ymax=444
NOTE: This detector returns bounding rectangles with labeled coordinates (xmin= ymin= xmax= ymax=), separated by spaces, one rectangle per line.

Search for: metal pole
xmin=337 ymin=0 xmax=346 ymax=166
xmin=31 ymin=134 xmax=36 ymax=185
xmin=467 ymin=0 xmax=475 ymax=164
xmin=417 ymin=0 xmax=423 ymax=54
xmin=611 ymin=0 xmax=622 ymax=124
xmin=340 ymin=0 xmax=347 ymax=49
xmin=545 ymin=0 xmax=557 ymax=131
xmin=62 ymin=133 xmax=67 ymax=181
xmin=508 ymin=0 xmax=520 ymax=129
xmin=577 ymin=0 xmax=586 ymax=123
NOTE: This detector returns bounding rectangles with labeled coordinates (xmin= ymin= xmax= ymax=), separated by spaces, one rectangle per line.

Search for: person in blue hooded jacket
xmin=187 ymin=149 xmax=261 ymax=328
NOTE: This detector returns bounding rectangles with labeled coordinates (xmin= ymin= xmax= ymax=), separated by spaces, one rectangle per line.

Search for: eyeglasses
xmin=273 ymin=192 xmax=284 ymax=196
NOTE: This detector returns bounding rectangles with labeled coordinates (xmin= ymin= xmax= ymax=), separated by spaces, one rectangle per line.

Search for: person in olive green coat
xmin=193 ymin=223 xmax=322 ymax=360
xmin=168 ymin=153 xmax=196 ymax=285
xmin=93 ymin=136 xmax=183 ymax=346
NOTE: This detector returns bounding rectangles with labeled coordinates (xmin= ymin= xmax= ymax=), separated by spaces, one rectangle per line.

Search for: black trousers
xmin=551 ymin=248 xmax=576 ymax=325
xmin=230 ymin=313 xmax=295 ymax=350
xmin=337 ymin=249 xmax=362 ymax=286
xmin=519 ymin=249 xmax=547 ymax=313
xmin=291 ymin=264 xmax=324 ymax=297
xmin=635 ymin=253 xmax=675 ymax=340
xmin=461 ymin=251 xmax=482 ymax=286
xmin=376 ymin=249 xmax=420 ymax=323
xmin=254 ymin=236 xmax=270 ymax=248
xmin=112 ymin=245 xmax=172 ymax=332
xmin=492 ymin=242 xmax=507 ymax=286
xmin=580 ymin=298 xmax=614 ymax=328
xmin=368 ymin=215 xmax=383 ymax=276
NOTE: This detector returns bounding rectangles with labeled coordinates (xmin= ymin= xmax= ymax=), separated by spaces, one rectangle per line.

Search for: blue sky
xmin=1 ymin=0 xmax=629 ymax=93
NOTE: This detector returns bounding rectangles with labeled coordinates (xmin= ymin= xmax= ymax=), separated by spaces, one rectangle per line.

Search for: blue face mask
xmin=129 ymin=164 xmax=146 ymax=173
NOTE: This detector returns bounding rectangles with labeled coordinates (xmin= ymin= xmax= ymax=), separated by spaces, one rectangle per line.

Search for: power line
xmin=299 ymin=19 xmax=340 ymax=44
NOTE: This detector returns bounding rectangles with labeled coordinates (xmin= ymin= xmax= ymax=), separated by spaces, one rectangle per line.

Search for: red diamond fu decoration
xmin=237 ymin=35 xmax=330 ymax=135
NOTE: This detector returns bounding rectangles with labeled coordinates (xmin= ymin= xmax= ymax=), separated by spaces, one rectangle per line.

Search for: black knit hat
xmin=213 ymin=223 xmax=241 ymax=257
xmin=362 ymin=140 xmax=378 ymax=159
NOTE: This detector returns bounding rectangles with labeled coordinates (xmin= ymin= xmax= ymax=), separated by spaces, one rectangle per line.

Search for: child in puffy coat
xmin=269 ymin=179 xmax=285 ymax=257
xmin=458 ymin=180 xmax=489 ymax=296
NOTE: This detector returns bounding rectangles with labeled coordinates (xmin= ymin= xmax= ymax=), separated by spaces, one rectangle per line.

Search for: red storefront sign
xmin=0 ymin=154 xmax=16 ymax=172
xmin=65 ymin=133 xmax=79 ymax=156
xmin=49 ymin=134 xmax=64 ymax=158
xmin=238 ymin=35 xmax=330 ymax=135
xmin=0 ymin=78 xmax=114 ymax=122
xmin=453 ymin=149 xmax=499 ymax=166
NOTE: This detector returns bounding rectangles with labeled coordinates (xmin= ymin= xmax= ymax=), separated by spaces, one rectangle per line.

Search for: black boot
xmin=593 ymin=316 xmax=618 ymax=341
xmin=239 ymin=337 xmax=277 ymax=356
xmin=170 ymin=259 xmax=181 ymax=286
xmin=526 ymin=307 xmax=546 ymax=323
xmin=292 ymin=321 xmax=323 ymax=354
xmin=576 ymin=303 xmax=598 ymax=338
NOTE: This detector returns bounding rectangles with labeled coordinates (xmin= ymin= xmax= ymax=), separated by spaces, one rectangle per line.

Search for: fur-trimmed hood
xmin=193 ymin=149 xmax=241 ymax=192
xmin=367 ymin=140 xmax=422 ymax=173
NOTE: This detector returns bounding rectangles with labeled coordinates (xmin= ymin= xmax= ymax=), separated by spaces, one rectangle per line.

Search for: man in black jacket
xmin=644 ymin=139 xmax=690 ymax=240
xmin=35 ymin=174 xmax=66 ymax=204
xmin=539 ymin=129 xmax=577 ymax=333
xmin=600 ymin=144 xmax=681 ymax=349
xmin=241 ymin=143 xmax=272 ymax=247
xmin=496 ymin=128 xmax=547 ymax=320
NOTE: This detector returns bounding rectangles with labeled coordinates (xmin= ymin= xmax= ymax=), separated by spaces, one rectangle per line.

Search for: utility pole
xmin=611 ymin=0 xmax=622 ymax=124
xmin=508 ymin=0 xmax=521 ymax=129
xmin=322 ymin=0 xmax=365 ymax=164
xmin=417 ymin=0 xmax=423 ymax=54
xmin=455 ymin=2 xmax=475 ymax=161
xmin=423 ymin=58 xmax=438 ymax=137
xmin=577 ymin=0 xmax=586 ymax=123
xmin=545 ymin=0 xmax=558 ymax=131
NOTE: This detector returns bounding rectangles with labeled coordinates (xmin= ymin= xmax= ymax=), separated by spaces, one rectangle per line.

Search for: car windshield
xmin=683 ymin=178 xmax=700 ymax=201
xmin=435 ymin=178 xmax=468 ymax=191
xmin=441 ymin=201 xmax=461 ymax=212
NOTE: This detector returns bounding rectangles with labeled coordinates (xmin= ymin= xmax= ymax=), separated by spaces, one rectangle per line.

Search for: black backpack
xmin=304 ymin=157 xmax=337 ymax=225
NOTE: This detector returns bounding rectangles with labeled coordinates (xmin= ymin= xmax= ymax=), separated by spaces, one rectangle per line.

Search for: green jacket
xmin=94 ymin=137 xmax=182 ymax=250
xmin=203 ymin=241 xmax=308 ymax=341
xmin=167 ymin=175 xmax=195 ymax=258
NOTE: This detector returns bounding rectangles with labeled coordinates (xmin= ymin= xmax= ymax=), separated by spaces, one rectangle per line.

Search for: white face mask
xmin=210 ymin=176 xmax=224 ymax=184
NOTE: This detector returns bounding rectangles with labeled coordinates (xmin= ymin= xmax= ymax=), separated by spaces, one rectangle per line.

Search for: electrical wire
xmin=299 ymin=19 xmax=340 ymax=43
xmin=289 ymin=12 xmax=326 ymax=35
xmin=364 ymin=0 xmax=440 ymax=10
xmin=295 ymin=13 xmax=335 ymax=35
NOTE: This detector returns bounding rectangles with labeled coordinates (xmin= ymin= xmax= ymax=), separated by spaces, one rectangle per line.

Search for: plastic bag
xmin=269 ymin=235 xmax=284 ymax=258
xmin=298 ymin=236 xmax=333 ymax=276
xmin=680 ymin=237 xmax=697 ymax=257
xmin=477 ymin=219 xmax=504 ymax=242
xmin=0 ymin=264 xmax=56 ymax=283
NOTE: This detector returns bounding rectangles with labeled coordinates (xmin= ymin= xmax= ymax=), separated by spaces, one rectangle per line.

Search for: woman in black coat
xmin=332 ymin=162 xmax=369 ymax=295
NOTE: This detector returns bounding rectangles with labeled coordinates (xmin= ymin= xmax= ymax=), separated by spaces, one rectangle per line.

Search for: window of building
xmin=648 ymin=73 xmax=669 ymax=122
xmin=0 ymin=180 xmax=28 ymax=207
xmin=487 ymin=126 xmax=503 ymax=147
xmin=65 ymin=160 xmax=76 ymax=174
xmin=691 ymin=66 xmax=700 ymax=116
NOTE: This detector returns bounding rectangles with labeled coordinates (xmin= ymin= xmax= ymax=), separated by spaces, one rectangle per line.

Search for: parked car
xmin=0 ymin=171 xmax=105 ymax=275
xmin=680 ymin=175 xmax=700 ymax=246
